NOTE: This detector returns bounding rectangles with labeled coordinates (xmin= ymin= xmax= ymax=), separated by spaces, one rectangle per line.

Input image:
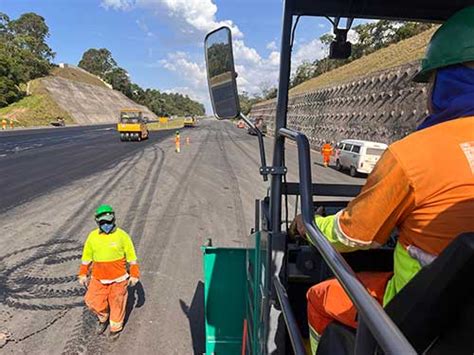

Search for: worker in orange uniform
xmin=9 ymin=120 xmax=14 ymax=129
xmin=1 ymin=118 xmax=6 ymax=130
xmin=78 ymin=205 xmax=140 ymax=339
xmin=321 ymin=141 xmax=333 ymax=167
xmin=175 ymin=130 xmax=180 ymax=153
xmin=290 ymin=7 xmax=474 ymax=353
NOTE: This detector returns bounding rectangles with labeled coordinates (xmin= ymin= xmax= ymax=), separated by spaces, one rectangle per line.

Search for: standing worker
xmin=290 ymin=7 xmax=474 ymax=353
xmin=321 ymin=141 xmax=333 ymax=167
xmin=9 ymin=119 xmax=14 ymax=129
xmin=175 ymin=130 xmax=181 ymax=153
xmin=78 ymin=205 xmax=140 ymax=339
xmin=1 ymin=118 xmax=6 ymax=130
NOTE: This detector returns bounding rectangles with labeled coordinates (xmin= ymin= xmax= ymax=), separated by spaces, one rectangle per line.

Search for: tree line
xmin=242 ymin=20 xmax=433 ymax=109
xmin=78 ymin=48 xmax=205 ymax=116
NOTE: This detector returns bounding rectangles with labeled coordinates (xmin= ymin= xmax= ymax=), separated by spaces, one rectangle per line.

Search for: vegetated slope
xmin=0 ymin=66 xmax=155 ymax=127
xmin=50 ymin=66 xmax=110 ymax=88
xmin=0 ymin=79 xmax=73 ymax=127
xmin=289 ymin=28 xmax=436 ymax=96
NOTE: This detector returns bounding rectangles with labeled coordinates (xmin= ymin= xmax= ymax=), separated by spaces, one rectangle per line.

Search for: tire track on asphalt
xmin=223 ymin=123 xmax=261 ymax=167
xmin=122 ymin=145 xmax=166 ymax=245
xmin=0 ymin=149 xmax=147 ymax=353
xmin=215 ymin=127 xmax=246 ymax=239
xmin=59 ymin=149 xmax=159 ymax=355
xmin=139 ymin=127 xmax=212 ymax=270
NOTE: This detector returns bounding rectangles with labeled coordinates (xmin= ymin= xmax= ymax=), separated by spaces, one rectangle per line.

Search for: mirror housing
xmin=329 ymin=28 xmax=352 ymax=59
xmin=205 ymin=26 xmax=241 ymax=119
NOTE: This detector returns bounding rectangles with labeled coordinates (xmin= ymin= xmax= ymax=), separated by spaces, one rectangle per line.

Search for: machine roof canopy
xmin=290 ymin=0 xmax=473 ymax=22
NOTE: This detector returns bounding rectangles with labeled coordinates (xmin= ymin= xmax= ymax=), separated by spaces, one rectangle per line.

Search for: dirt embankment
xmin=0 ymin=66 xmax=156 ymax=127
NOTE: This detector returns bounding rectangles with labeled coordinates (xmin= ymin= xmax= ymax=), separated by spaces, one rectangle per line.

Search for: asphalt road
xmin=0 ymin=119 xmax=364 ymax=354
xmin=0 ymin=125 xmax=175 ymax=213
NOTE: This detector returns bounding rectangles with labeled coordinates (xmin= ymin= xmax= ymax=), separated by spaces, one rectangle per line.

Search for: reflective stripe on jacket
xmin=313 ymin=117 xmax=474 ymax=303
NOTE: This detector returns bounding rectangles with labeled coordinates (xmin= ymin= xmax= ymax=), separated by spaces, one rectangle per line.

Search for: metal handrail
xmin=273 ymin=277 xmax=306 ymax=355
xmin=279 ymin=127 xmax=417 ymax=354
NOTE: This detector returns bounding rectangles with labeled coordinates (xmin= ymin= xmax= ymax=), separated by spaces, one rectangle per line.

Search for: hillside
xmin=289 ymin=27 xmax=436 ymax=96
xmin=50 ymin=66 xmax=110 ymax=88
xmin=0 ymin=66 xmax=155 ymax=127
xmin=250 ymin=28 xmax=437 ymax=147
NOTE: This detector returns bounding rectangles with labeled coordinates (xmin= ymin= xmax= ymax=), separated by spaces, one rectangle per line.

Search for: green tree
xmin=104 ymin=67 xmax=132 ymax=98
xmin=0 ymin=12 xmax=54 ymax=107
xmin=8 ymin=12 xmax=55 ymax=61
xmin=78 ymin=48 xmax=117 ymax=77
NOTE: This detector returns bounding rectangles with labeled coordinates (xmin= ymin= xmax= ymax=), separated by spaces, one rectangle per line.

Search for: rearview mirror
xmin=205 ymin=26 xmax=240 ymax=119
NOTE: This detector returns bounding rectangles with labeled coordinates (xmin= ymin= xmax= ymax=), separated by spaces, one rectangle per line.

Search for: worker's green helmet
xmin=414 ymin=6 xmax=474 ymax=82
xmin=95 ymin=204 xmax=115 ymax=222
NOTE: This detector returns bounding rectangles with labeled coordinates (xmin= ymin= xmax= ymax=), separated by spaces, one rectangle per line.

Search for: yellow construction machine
xmin=117 ymin=108 xmax=149 ymax=142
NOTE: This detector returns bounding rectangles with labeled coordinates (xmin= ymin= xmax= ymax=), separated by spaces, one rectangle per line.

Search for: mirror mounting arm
xmin=239 ymin=113 xmax=269 ymax=182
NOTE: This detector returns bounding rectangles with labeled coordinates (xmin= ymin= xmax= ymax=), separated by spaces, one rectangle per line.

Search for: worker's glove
xmin=78 ymin=275 xmax=89 ymax=287
xmin=128 ymin=277 xmax=139 ymax=287
xmin=289 ymin=214 xmax=307 ymax=239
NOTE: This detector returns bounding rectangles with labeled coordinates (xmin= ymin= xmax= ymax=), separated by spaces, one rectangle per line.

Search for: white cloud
xmin=136 ymin=19 xmax=154 ymax=37
xmin=102 ymin=0 xmax=340 ymax=112
xmin=293 ymin=38 xmax=326 ymax=68
xmin=101 ymin=0 xmax=135 ymax=10
xmin=266 ymin=40 xmax=277 ymax=51
xmin=102 ymin=0 xmax=242 ymax=37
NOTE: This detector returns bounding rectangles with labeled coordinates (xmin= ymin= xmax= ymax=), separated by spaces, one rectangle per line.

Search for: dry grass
xmin=0 ymin=66 xmax=110 ymax=127
xmin=256 ymin=28 xmax=436 ymax=106
xmin=51 ymin=67 xmax=109 ymax=88
xmin=0 ymin=79 xmax=72 ymax=127
xmin=0 ymin=94 xmax=73 ymax=127
xmin=147 ymin=118 xmax=184 ymax=131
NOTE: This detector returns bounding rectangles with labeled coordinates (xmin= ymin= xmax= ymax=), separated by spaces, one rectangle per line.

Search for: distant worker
xmin=290 ymin=7 xmax=474 ymax=353
xmin=1 ymin=118 xmax=6 ymax=130
xmin=175 ymin=130 xmax=181 ymax=153
xmin=78 ymin=205 xmax=140 ymax=339
xmin=9 ymin=120 xmax=14 ymax=129
xmin=321 ymin=141 xmax=333 ymax=167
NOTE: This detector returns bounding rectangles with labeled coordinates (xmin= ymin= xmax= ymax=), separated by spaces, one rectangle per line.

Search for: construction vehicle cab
xmin=184 ymin=116 xmax=197 ymax=127
xmin=117 ymin=108 xmax=149 ymax=142
xmin=202 ymin=1 xmax=474 ymax=354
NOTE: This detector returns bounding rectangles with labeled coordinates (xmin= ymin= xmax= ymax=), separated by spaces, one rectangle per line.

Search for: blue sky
xmin=2 ymin=0 xmax=336 ymax=111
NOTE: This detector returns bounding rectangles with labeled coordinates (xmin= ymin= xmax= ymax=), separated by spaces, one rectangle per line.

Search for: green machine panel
xmin=202 ymin=246 xmax=247 ymax=354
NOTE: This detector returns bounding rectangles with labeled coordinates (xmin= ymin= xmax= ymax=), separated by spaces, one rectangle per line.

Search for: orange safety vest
xmin=321 ymin=143 xmax=333 ymax=156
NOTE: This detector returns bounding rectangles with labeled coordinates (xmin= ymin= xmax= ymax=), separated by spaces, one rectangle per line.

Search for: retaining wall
xmin=250 ymin=62 xmax=429 ymax=148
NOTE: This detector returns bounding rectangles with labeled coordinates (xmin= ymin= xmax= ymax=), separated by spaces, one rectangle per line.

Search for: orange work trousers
xmin=322 ymin=154 xmax=331 ymax=165
xmin=85 ymin=278 xmax=128 ymax=332
xmin=307 ymin=272 xmax=392 ymax=338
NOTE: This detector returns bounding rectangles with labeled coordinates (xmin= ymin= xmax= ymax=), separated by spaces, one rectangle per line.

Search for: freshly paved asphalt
xmin=0 ymin=125 xmax=175 ymax=213
xmin=0 ymin=120 xmax=365 ymax=354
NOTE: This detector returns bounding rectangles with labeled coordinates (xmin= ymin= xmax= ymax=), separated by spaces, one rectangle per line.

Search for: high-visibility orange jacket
xmin=321 ymin=143 xmax=333 ymax=156
xmin=315 ymin=117 xmax=474 ymax=304
xmin=78 ymin=227 xmax=140 ymax=283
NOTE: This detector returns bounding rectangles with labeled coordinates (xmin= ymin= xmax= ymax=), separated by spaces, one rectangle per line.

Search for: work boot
xmin=96 ymin=321 xmax=108 ymax=335
xmin=108 ymin=330 xmax=121 ymax=341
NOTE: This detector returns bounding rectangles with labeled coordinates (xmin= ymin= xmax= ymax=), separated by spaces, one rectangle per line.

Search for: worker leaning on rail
xmin=320 ymin=141 xmax=333 ymax=167
xmin=78 ymin=204 xmax=140 ymax=338
xmin=290 ymin=7 xmax=474 ymax=353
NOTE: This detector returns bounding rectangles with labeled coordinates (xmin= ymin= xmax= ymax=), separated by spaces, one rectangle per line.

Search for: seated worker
xmin=289 ymin=7 xmax=474 ymax=353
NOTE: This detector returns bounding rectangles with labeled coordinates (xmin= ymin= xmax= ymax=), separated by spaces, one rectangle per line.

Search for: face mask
xmin=100 ymin=223 xmax=115 ymax=234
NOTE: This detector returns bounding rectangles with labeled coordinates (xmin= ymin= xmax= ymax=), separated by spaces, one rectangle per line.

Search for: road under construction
xmin=0 ymin=119 xmax=363 ymax=353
